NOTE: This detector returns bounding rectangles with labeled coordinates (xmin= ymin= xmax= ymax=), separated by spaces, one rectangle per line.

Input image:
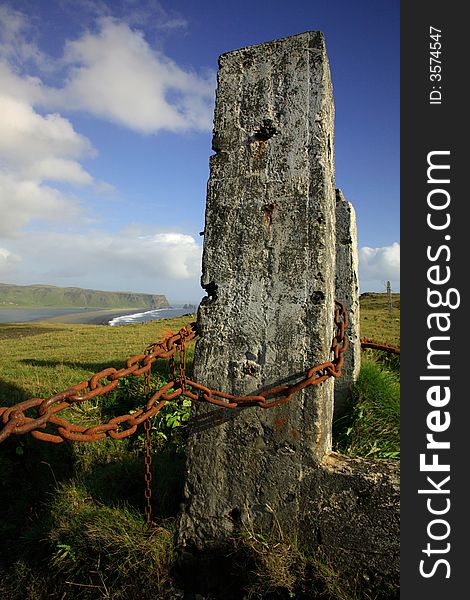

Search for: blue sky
xmin=0 ymin=0 xmax=399 ymax=304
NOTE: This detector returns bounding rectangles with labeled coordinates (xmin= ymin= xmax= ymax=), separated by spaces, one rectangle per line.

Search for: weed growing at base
xmin=233 ymin=503 xmax=397 ymax=599
xmin=333 ymin=292 xmax=400 ymax=460
xmin=334 ymin=353 xmax=400 ymax=459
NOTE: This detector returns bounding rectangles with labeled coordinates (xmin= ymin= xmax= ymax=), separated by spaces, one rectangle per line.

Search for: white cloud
xmin=0 ymin=61 xmax=43 ymax=105
xmin=0 ymin=4 xmax=54 ymax=75
xmin=0 ymin=94 xmax=94 ymax=169
xmin=0 ymin=9 xmax=213 ymax=244
xmin=4 ymin=229 xmax=203 ymax=298
xmin=359 ymin=242 xmax=400 ymax=291
xmin=0 ymin=247 xmax=21 ymax=276
xmin=0 ymin=173 xmax=84 ymax=237
xmin=111 ymin=232 xmax=202 ymax=279
xmin=25 ymin=157 xmax=94 ymax=185
xmin=0 ymin=6 xmax=209 ymax=301
xmin=59 ymin=0 xmax=189 ymax=33
xmin=44 ymin=18 xmax=214 ymax=134
xmin=0 ymin=92 xmax=95 ymax=237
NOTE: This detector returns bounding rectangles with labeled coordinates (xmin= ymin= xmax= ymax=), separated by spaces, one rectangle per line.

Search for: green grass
xmin=333 ymin=292 xmax=400 ymax=460
xmin=0 ymin=281 xmax=168 ymax=308
xmin=2 ymin=480 xmax=177 ymax=600
xmin=0 ymin=296 xmax=400 ymax=599
xmin=237 ymin=541 xmax=390 ymax=600
xmin=234 ymin=506 xmax=396 ymax=599
xmin=333 ymin=354 xmax=400 ymax=459
xmin=359 ymin=292 xmax=400 ymax=346
xmin=0 ymin=316 xmax=195 ymax=403
xmin=0 ymin=315 xmax=196 ymax=598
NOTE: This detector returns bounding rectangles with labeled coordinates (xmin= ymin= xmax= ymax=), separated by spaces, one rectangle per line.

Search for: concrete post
xmin=178 ymin=32 xmax=399 ymax=593
xmin=334 ymin=189 xmax=361 ymax=419
xmin=179 ymin=31 xmax=336 ymax=549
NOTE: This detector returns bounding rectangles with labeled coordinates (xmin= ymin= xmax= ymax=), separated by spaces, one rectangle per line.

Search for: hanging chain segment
xmin=143 ymin=419 xmax=154 ymax=526
xmin=143 ymin=353 xmax=154 ymax=526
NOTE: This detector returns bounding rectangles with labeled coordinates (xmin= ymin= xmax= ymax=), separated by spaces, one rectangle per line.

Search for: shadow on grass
xmin=77 ymin=444 xmax=186 ymax=519
xmin=0 ymin=432 xmax=75 ymax=559
xmin=0 ymin=378 xmax=31 ymax=407
xmin=1 ymin=424 xmax=186 ymax=572
xmin=20 ymin=357 xmax=176 ymax=379
xmin=0 ymin=364 xmax=188 ymax=587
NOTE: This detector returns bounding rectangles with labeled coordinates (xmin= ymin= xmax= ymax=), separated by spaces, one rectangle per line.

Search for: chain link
xmin=360 ymin=337 xmax=400 ymax=355
xmin=0 ymin=305 xmax=350 ymax=444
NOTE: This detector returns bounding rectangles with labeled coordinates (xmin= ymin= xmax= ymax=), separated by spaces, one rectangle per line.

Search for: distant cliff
xmin=0 ymin=283 xmax=170 ymax=309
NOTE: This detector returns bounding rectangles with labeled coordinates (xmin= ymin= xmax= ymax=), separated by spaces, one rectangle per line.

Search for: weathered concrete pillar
xmin=178 ymin=32 xmax=399 ymax=594
xmin=334 ymin=189 xmax=361 ymax=419
xmin=179 ymin=31 xmax=336 ymax=548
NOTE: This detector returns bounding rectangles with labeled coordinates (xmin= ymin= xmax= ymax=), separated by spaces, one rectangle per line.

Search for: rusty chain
xmin=0 ymin=302 xmax=348 ymax=444
xmin=360 ymin=337 xmax=400 ymax=355
xmin=143 ymin=349 xmax=154 ymax=525
xmin=180 ymin=301 xmax=348 ymax=409
xmin=0 ymin=328 xmax=195 ymax=444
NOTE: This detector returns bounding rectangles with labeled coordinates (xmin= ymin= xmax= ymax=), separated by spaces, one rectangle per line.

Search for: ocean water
xmin=0 ymin=307 xmax=94 ymax=323
xmin=108 ymin=307 xmax=195 ymax=326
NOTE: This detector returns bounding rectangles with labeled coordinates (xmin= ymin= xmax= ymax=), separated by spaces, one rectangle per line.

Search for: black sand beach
xmin=39 ymin=308 xmax=148 ymax=325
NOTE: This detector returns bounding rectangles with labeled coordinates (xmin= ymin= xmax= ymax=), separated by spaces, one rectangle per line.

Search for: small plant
xmin=51 ymin=542 xmax=76 ymax=567
xmin=150 ymin=396 xmax=192 ymax=448
xmin=109 ymin=373 xmax=192 ymax=452
xmin=237 ymin=505 xmax=305 ymax=598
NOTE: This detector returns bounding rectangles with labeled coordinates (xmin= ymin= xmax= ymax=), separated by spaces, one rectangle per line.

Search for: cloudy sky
xmin=0 ymin=0 xmax=399 ymax=303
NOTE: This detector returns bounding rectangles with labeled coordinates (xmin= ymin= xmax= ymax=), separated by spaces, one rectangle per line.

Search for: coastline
xmin=0 ymin=306 xmax=196 ymax=326
xmin=38 ymin=308 xmax=151 ymax=325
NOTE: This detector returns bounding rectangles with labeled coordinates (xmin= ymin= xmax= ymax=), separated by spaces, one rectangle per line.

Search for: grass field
xmin=359 ymin=292 xmax=400 ymax=346
xmin=0 ymin=292 xmax=398 ymax=405
xmin=333 ymin=292 xmax=400 ymax=460
xmin=0 ymin=315 xmax=196 ymax=405
xmin=0 ymin=294 xmax=399 ymax=599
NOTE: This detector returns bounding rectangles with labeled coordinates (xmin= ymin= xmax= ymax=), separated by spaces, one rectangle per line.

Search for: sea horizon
xmin=0 ymin=306 xmax=196 ymax=325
